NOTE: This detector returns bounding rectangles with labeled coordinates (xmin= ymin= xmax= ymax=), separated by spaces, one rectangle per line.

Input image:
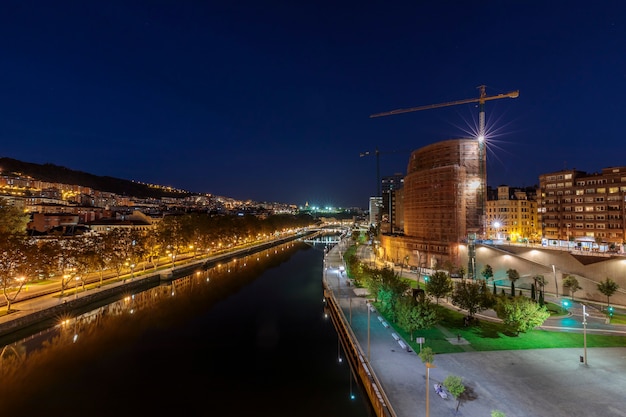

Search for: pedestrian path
xmin=325 ymin=238 xmax=626 ymax=417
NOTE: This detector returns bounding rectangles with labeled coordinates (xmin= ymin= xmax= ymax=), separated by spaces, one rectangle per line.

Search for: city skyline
xmin=1 ymin=2 xmax=624 ymax=208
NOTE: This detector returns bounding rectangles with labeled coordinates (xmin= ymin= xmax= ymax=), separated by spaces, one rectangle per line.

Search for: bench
xmin=391 ymin=333 xmax=400 ymax=341
xmin=398 ymin=340 xmax=409 ymax=351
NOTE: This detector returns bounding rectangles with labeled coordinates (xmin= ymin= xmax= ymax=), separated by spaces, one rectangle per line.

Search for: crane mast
xmin=370 ymin=85 xmax=519 ymax=279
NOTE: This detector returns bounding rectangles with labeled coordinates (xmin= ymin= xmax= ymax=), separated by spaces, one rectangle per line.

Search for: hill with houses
xmin=0 ymin=157 xmax=192 ymax=199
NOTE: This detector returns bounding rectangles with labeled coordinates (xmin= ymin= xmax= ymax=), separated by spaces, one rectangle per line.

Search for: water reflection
xmin=0 ymin=238 xmax=373 ymax=417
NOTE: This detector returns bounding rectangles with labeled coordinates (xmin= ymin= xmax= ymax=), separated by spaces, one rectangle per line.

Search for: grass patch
xmin=376 ymin=302 xmax=626 ymax=354
xmin=608 ymin=313 xmax=626 ymax=325
xmin=348 ymin=243 xmax=626 ymax=355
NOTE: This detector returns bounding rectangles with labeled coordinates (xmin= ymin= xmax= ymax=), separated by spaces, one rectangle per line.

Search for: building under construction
xmin=377 ymin=138 xmax=482 ymax=271
xmin=370 ymin=86 xmax=519 ymax=273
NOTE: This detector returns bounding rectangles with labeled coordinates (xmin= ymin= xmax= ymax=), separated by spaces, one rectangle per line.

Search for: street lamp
xmin=493 ymin=220 xmax=501 ymax=240
xmin=582 ymin=303 xmax=589 ymax=366
xmin=552 ymin=264 xmax=558 ymax=297
xmin=425 ymin=362 xmax=436 ymax=417
xmin=415 ymin=250 xmax=422 ymax=288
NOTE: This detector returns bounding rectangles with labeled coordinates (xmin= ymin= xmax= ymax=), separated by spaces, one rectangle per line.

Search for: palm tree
xmin=532 ymin=274 xmax=546 ymax=301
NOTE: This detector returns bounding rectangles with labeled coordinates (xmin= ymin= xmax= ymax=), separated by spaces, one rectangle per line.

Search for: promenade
xmin=324 ymin=239 xmax=626 ymax=417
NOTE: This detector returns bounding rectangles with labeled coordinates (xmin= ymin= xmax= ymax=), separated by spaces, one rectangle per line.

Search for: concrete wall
xmin=467 ymin=245 xmax=626 ymax=307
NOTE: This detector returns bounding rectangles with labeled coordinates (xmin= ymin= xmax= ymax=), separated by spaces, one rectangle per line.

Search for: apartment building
xmin=539 ymin=166 xmax=626 ymax=246
xmin=485 ymin=185 xmax=539 ymax=242
xmin=380 ymin=173 xmax=404 ymax=234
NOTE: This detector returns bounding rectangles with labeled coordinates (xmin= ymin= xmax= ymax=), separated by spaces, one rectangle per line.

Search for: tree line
xmin=0 ymin=201 xmax=317 ymax=312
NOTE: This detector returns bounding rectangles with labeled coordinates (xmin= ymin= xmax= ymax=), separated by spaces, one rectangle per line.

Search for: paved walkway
xmin=325 ymin=239 xmax=626 ymax=417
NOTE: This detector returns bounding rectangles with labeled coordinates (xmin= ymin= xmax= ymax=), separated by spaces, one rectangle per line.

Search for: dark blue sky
xmin=1 ymin=1 xmax=624 ymax=208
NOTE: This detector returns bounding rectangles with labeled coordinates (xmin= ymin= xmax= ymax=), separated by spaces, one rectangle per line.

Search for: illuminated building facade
xmin=380 ymin=173 xmax=404 ymax=234
xmin=485 ymin=185 xmax=539 ymax=242
xmin=378 ymin=138 xmax=481 ymax=269
xmin=539 ymin=166 xmax=626 ymax=247
xmin=368 ymin=196 xmax=383 ymax=227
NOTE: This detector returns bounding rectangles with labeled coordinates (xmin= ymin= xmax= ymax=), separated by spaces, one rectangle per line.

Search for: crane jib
xmin=369 ymin=90 xmax=519 ymax=118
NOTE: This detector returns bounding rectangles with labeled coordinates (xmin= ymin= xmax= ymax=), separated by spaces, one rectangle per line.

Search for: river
xmin=0 ymin=239 xmax=374 ymax=417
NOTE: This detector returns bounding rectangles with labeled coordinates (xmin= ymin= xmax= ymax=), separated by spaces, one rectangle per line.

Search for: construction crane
xmin=359 ymin=148 xmax=410 ymax=198
xmin=370 ymin=85 xmax=519 ymax=279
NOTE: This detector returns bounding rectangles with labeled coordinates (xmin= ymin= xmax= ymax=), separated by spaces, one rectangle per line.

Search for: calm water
xmin=2 ymin=240 xmax=373 ymax=417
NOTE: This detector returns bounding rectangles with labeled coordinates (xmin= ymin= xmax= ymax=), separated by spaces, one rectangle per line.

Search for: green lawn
xmin=346 ymin=243 xmax=625 ymax=354
xmin=376 ymin=301 xmax=626 ymax=355
xmin=608 ymin=313 xmax=626 ymax=325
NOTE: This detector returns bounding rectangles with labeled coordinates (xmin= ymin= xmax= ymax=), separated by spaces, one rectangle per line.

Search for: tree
xmin=492 ymin=411 xmax=507 ymax=417
xmin=457 ymin=265 xmax=467 ymax=279
xmin=506 ymin=268 xmax=520 ymax=297
xmin=532 ymin=274 xmax=547 ymax=301
xmin=450 ymin=280 xmax=494 ymax=318
xmin=0 ymin=199 xmax=29 ymax=235
xmin=425 ymin=271 xmax=453 ymax=304
xmin=418 ymin=345 xmax=434 ymax=365
xmin=396 ymin=294 xmax=440 ymax=339
xmin=562 ymin=275 xmax=582 ymax=300
xmin=481 ymin=264 xmax=494 ymax=282
xmin=494 ymin=296 xmax=550 ymax=334
xmin=377 ymin=267 xmax=409 ymax=322
xmin=443 ymin=374 xmax=465 ymax=413
xmin=0 ymin=235 xmax=34 ymax=312
xmin=597 ymin=277 xmax=619 ymax=311
xmin=364 ymin=267 xmax=384 ymax=302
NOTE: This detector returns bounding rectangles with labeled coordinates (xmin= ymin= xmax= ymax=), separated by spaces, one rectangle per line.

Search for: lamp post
xmin=493 ymin=220 xmax=501 ymax=240
xmin=425 ymin=362 xmax=436 ymax=417
xmin=582 ymin=303 xmax=589 ymax=366
xmin=552 ymin=264 xmax=558 ymax=297
xmin=414 ymin=249 xmax=422 ymax=287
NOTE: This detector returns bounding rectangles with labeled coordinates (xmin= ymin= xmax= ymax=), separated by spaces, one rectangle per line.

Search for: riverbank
xmin=0 ymin=231 xmax=314 ymax=345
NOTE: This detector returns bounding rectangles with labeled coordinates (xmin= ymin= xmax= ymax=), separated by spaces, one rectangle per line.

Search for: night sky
xmin=1 ymin=1 xmax=624 ymax=208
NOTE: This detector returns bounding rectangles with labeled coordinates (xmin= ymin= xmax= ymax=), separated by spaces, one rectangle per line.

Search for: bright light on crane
xmin=369 ymin=85 xmax=519 ymax=227
xmin=370 ymin=85 xmax=519 ymax=279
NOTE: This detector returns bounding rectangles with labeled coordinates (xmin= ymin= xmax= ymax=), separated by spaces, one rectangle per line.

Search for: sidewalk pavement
xmin=325 ymin=239 xmax=626 ymax=417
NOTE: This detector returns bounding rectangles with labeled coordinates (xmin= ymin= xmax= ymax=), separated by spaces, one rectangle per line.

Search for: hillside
xmin=0 ymin=157 xmax=192 ymax=199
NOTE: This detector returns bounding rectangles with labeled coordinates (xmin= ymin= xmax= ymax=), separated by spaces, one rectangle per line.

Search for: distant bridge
xmin=299 ymin=227 xmax=347 ymax=244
